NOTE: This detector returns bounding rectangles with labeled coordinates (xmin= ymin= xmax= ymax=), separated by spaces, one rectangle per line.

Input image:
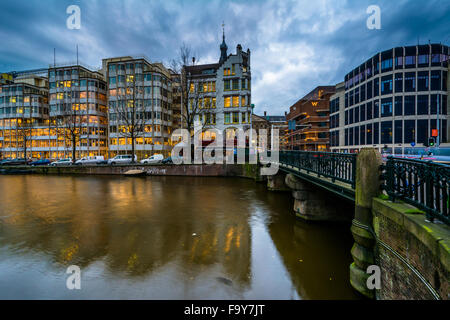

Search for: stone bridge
xmin=266 ymin=148 xmax=449 ymax=300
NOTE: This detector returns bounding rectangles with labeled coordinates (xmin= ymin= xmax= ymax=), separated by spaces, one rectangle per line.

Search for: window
xmin=394 ymin=120 xmax=402 ymax=144
xmin=242 ymin=112 xmax=247 ymax=123
xmin=405 ymin=55 xmax=416 ymax=68
xmin=373 ymin=100 xmax=379 ymax=118
xmin=381 ymin=98 xmax=392 ymax=117
xmin=381 ymin=75 xmax=393 ymax=95
xmin=381 ymin=121 xmax=392 ymax=144
xmin=395 ymin=56 xmax=403 ymax=68
xmin=404 ymin=96 xmax=415 ymax=115
xmin=374 ymin=78 xmax=379 ymax=97
xmin=224 ymin=96 xmax=231 ymax=107
xmin=366 ymin=102 xmax=372 ymax=120
xmin=232 ymin=112 xmax=239 ymax=123
xmin=417 ymin=119 xmax=428 ymax=144
xmin=367 ymin=124 xmax=372 ymax=144
xmin=381 ymin=58 xmax=392 ymax=72
xmin=417 ymin=95 xmax=428 ymax=115
xmin=430 ymin=71 xmax=441 ymax=91
xmin=360 ymin=125 xmax=366 ymax=145
xmin=355 ymin=106 xmax=359 ymax=123
xmin=224 ymin=80 xmax=230 ymax=91
xmin=224 ymin=112 xmax=231 ymax=124
xmin=231 ymin=64 xmax=236 ymax=75
xmin=360 ymin=105 xmax=365 ymax=122
xmin=394 ymin=73 xmax=403 ymax=92
xmin=366 ymin=81 xmax=372 ymax=99
xmin=394 ymin=96 xmax=402 ymax=116
xmin=232 ymin=79 xmax=239 ymax=90
xmin=404 ymin=72 xmax=416 ymax=92
xmin=223 ymin=68 xmax=231 ymax=76
xmin=373 ymin=122 xmax=379 ymax=144
xmin=241 ymin=96 xmax=246 ymax=106
xmin=232 ymin=96 xmax=239 ymax=107
xmin=417 ymin=71 xmax=429 ymax=91
xmin=418 ymin=54 xmax=429 ymax=66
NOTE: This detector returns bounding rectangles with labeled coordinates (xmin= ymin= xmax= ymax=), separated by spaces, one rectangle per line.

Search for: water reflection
xmin=0 ymin=175 xmax=358 ymax=299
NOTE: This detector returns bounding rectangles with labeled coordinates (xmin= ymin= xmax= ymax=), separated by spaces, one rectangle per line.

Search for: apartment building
xmin=286 ymin=86 xmax=336 ymax=151
xmin=185 ymin=31 xmax=252 ymax=143
xmin=330 ymin=43 xmax=449 ymax=154
xmin=0 ymin=74 xmax=49 ymax=159
xmin=102 ymin=56 xmax=174 ymax=159
xmin=48 ymin=64 xmax=108 ymax=159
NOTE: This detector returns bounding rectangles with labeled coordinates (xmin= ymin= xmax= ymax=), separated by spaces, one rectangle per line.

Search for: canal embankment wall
xmin=372 ymin=197 xmax=449 ymax=300
xmin=0 ymin=163 xmax=264 ymax=180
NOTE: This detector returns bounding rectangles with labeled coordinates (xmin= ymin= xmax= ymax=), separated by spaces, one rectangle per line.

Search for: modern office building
xmin=102 ymin=56 xmax=174 ymax=159
xmin=330 ymin=43 xmax=449 ymax=154
xmin=185 ymin=30 xmax=252 ymax=142
xmin=48 ymin=64 xmax=108 ymax=159
xmin=286 ymin=86 xmax=336 ymax=151
xmin=0 ymin=74 xmax=49 ymax=159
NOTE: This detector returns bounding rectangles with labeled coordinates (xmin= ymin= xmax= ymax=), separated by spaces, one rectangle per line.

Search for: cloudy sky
xmin=0 ymin=0 xmax=449 ymax=115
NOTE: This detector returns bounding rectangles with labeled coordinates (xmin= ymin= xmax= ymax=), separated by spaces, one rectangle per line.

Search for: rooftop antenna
xmin=76 ymin=44 xmax=79 ymax=66
xmin=53 ymin=48 xmax=56 ymax=67
xmin=192 ymin=57 xmax=195 ymax=66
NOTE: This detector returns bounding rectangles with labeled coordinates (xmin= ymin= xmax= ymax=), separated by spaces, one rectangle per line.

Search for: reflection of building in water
xmin=0 ymin=176 xmax=251 ymax=288
xmin=263 ymin=189 xmax=359 ymax=300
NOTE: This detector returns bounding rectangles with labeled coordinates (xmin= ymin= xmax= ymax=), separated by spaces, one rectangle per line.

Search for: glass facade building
xmin=330 ymin=44 xmax=449 ymax=154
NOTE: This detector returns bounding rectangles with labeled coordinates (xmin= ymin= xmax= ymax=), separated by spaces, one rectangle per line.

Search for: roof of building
xmin=185 ymin=63 xmax=219 ymax=76
xmin=264 ymin=115 xmax=286 ymax=122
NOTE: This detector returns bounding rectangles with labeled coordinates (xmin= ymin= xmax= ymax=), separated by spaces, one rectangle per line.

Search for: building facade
xmin=48 ymin=64 xmax=108 ymax=159
xmin=286 ymin=86 xmax=336 ymax=151
xmin=330 ymin=43 xmax=449 ymax=154
xmin=102 ymin=56 xmax=174 ymax=159
xmin=0 ymin=75 xmax=49 ymax=159
xmin=185 ymin=32 xmax=252 ymax=142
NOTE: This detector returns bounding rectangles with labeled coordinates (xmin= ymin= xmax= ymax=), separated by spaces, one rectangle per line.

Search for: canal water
xmin=0 ymin=175 xmax=359 ymax=299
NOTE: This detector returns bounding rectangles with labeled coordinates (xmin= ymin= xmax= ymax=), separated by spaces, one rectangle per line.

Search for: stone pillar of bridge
xmin=349 ymin=148 xmax=382 ymax=299
xmin=285 ymin=173 xmax=350 ymax=221
xmin=267 ymin=171 xmax=289 ymax=191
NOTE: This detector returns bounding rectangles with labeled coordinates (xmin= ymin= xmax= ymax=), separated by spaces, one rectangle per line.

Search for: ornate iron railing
xmin=278 ymin=151 xmax=357 ymax=188
xmin=383 ymin=156 xmax=450 ymax=225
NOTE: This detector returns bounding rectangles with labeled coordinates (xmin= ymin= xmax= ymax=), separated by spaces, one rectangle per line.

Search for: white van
xmin=107 ymin=155 xmax=137 ymax=165
xmin=75 ymin=156 xmax=105 ymax=165
xmin=140 ymin=154 xmax=164 ymax=164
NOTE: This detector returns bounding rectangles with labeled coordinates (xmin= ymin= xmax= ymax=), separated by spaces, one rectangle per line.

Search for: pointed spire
xmin=219 ymin=21 xmax=228 ymax=64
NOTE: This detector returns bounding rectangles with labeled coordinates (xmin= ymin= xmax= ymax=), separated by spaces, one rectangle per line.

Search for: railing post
xmin=350 ymin=148 xmax=382 ymax=299
xmin=425 ymin=161 xmax=434 ymax=222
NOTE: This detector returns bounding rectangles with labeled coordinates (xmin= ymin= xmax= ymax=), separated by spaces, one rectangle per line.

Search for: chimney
xmin=264 ymin=111 xmax=267 ymax=117
xmin=284 ymin=111 xmax=287 ymax=116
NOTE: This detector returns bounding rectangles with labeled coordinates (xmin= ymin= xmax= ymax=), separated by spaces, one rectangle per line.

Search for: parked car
xmin=107 ymin=155 xmax=137 ymax=165
xmin=30 ymin=159 xmax=51 ymax=166
xmin=50 ymin=159 xmax=73 ymax=166
xmin=161 ymin=156 xmax=173 ymax=164
xmin=140 ymin=154 xmax=164 ymax=164
xmin=75 ymin=156 xmax=105 ymax=165
xmin=1 ymin=158 xmax=31 ymax=165
xmin=0 ymin=158 xmax=13 ymax=165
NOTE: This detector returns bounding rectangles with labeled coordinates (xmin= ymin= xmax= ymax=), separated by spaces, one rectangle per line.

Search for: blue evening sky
xmin=0 ymin=0 xmax=449 ymax=115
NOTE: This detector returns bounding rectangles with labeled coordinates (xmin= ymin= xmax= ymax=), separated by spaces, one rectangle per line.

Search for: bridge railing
xmin=383 ymin=156 xmax=450 ymax=225
xmin=279 ymin=151 xmax=357 ymax=188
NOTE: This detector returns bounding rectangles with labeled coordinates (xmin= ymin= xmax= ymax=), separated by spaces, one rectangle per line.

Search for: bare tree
xmin=170 ymin=43 xmax=209 ymax=135
xmin=111 ymin=70 xmax=145 ymax=163
xmin=59 ymin=104 xmax=82 ymax=163
xmin=16 ymin=112 xmax=34 ymax=159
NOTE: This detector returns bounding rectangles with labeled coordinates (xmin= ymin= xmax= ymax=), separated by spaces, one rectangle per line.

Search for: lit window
xmin=224 ymin=96 xmax=231 ymax=107
xmin=232 ymin=96 xmax=239 ymax=107
xmin=241 ymin=96 xmax=246 ymax=107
